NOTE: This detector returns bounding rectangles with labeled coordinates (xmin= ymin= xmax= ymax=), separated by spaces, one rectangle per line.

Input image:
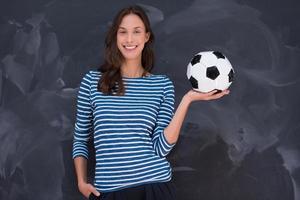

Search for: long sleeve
xmin=151 ymin=76 xmax=176 ymax=158
xmin=72 ymin=71 xmax=93 ymax=160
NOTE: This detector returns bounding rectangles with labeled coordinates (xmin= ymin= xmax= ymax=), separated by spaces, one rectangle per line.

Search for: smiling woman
xmin=72 ymin=4 xmax=229 ymax=200
xmin=72 ymin=5 xmax=178 ymax=200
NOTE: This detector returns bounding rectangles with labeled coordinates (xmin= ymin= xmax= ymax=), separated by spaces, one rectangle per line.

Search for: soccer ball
xmin=187 ymin=51 xmax=235 ymax=93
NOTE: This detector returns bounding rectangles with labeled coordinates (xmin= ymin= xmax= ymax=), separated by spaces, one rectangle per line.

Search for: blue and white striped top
xmin=72 ymin=70 xmax=176 ymax=192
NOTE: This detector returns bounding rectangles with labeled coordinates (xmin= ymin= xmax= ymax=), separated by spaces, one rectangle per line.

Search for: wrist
xmin=77 ymin=179 xmax=87 ymax=187
xmin=183 ymin=94 xmax=193 ymax=105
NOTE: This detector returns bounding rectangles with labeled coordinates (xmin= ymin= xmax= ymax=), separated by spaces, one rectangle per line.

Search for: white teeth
xmin=124 ymin=45 xmax=137 ymax=50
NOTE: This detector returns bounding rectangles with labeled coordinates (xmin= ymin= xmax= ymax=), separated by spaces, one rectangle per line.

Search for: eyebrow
xmin=119 ymin=26 xmax=142 ymax=29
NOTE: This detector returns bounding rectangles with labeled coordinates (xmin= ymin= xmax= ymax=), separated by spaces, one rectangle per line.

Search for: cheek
xmin=116 ymin=36 xmax=121 ymax=44
xmin=116 ymin=37 xmax=124 ymax=48
xmin=138 ymin=43 xmax=145 ymax=50
xmin=117 ymin=34 xmax=125 ymax=42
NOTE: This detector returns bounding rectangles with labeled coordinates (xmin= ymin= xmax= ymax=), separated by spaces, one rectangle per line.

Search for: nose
xmin=126 ymin=33 xmax=133 ymax=43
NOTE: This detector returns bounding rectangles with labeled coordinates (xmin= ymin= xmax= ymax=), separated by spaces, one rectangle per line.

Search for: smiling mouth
xmin=123 ymin=45 xmax=138 ymax=50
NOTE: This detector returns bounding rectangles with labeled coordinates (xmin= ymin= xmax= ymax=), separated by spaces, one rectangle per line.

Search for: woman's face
xmin=117 ymin=14 xmax=150 ymax=61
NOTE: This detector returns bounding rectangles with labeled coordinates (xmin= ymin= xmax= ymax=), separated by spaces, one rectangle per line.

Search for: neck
xmin=121 ymin=59 xmax=145 ymax=78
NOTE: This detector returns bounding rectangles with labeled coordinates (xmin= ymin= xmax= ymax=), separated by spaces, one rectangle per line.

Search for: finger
xmin=91 ymin=186 xmax=100 ymax=196
xmin=213 ymin=89 xmax=229 ymax=97
xmin=223 ymin=89 xmax=230 ymax=94
xmin=208 ymin=92 xmax=224 ymax=99
xmin=87 ymin=192 xmax=92 ymax=199
xmin=207 ymin=90 xmax=219 ymax=95
xmin=215 ymin=92 xmax=228 ymax=99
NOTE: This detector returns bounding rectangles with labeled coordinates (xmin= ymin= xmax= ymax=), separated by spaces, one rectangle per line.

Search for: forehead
xmin=119 ymin=14 xmax=145 ymax=29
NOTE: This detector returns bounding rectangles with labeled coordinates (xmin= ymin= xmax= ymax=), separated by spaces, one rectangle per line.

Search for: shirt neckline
xmin=121 ymin=73 xmax=154 ymax=80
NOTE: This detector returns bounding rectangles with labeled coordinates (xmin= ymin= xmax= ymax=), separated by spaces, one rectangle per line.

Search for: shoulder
xmin=80 ymin=70 xmax=102 ymax=82
xmin=87 ymin=70 xmax=101 ymax=78
xmin=160 ymin=74 xmax=174 ymax=88
xmin=78 ymin=70 xmax=101 ymax=88
xmin=151 ymin=74 xmax=174 ymax=93
xmin=150 ymin=73 xmax=173 ymax=82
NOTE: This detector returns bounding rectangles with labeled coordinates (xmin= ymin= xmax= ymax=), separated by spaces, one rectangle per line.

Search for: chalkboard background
xmin=0 ymin=0 xmax=299 ymax=200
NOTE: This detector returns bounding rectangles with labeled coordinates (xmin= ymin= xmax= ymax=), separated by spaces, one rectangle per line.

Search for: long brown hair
xmin=97 ymin=5 xmax=155 ymax=96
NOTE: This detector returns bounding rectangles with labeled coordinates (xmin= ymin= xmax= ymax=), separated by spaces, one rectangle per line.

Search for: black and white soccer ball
xmin=187 ymin=51 xmax=235 ymax=93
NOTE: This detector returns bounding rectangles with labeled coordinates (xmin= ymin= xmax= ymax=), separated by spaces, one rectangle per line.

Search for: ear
xmin=145 ymin=32 xmax=150 ymax=42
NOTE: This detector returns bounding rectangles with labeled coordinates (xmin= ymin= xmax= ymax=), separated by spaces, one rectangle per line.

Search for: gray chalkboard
xmin=0 ymin=0 xmax=299 ymax=200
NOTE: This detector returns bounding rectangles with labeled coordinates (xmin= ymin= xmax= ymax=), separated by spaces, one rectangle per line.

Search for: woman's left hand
xmin=184 ymin=89 xmax=230 ymax=103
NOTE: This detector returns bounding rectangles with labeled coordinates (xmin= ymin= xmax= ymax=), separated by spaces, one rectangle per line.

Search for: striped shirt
xmin=72 ymin=70 xmax=176 ymax=192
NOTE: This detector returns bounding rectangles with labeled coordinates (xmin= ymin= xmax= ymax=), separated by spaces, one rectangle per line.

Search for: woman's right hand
xmin=78 ymin=181 xmax=101 ymax=199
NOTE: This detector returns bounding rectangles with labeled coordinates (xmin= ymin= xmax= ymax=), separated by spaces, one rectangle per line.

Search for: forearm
xmin=74 ymin=156 xmax=88 ymax=185
xmin=164 ymin=95 xmax=192 ymax=144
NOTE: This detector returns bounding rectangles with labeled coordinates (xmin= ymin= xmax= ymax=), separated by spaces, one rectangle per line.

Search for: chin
xmin=123 ymin=55 xmax=141 ymax=60
xmin=121 ymin=51 xmax=142 ymax=60
xmin=118 ymin=45 xmax=143 ymax=60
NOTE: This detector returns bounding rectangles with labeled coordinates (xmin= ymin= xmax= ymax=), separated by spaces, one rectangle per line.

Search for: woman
xmin=72 ymin=5 xmax=229 ymax=200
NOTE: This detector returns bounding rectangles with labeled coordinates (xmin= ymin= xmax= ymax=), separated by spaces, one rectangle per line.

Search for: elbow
xmin=154 ymin=148 xmax=169 ymax=158
xmin=72 ymin=139 xmax=89 ymax=160
xmin=167 ymin=138 xmax=177 ymax=146
xmin=153 ymin=141 xmax=175 ymax=158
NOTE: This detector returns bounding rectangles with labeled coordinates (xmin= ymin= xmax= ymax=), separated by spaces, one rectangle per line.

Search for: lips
xmin=123 ymin=45 xmax=138 ymax=51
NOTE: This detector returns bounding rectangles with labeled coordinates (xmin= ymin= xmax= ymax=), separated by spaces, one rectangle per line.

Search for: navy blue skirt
xmin=89 ymin=181 xmax=177 ymax=200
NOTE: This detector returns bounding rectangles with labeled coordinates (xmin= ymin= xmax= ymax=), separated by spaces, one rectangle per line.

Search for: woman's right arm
xmin=72 ymin=72 xmax=100 ymax=198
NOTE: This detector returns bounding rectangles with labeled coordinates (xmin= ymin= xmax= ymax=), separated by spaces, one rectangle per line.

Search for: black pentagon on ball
xmin=189 ymin=75 xmax=198 ymax=88
xmin=206 ymin=66 xmax=220 ymax=80
xmin=228 ymin=69 xmax=234 ymax=82
xmin=213 ymin=51 xmax=225 ymax=59
xmin=191 ymin=54 xmax=201 ymax=66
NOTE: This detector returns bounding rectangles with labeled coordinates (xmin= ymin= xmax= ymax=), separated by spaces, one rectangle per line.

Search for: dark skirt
xmin=89 ymin=180 xmax=177 ymax=200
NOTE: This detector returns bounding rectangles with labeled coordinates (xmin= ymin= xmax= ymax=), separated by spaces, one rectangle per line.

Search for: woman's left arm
xmin=164 ymin=89 xmax=230 ymax=144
